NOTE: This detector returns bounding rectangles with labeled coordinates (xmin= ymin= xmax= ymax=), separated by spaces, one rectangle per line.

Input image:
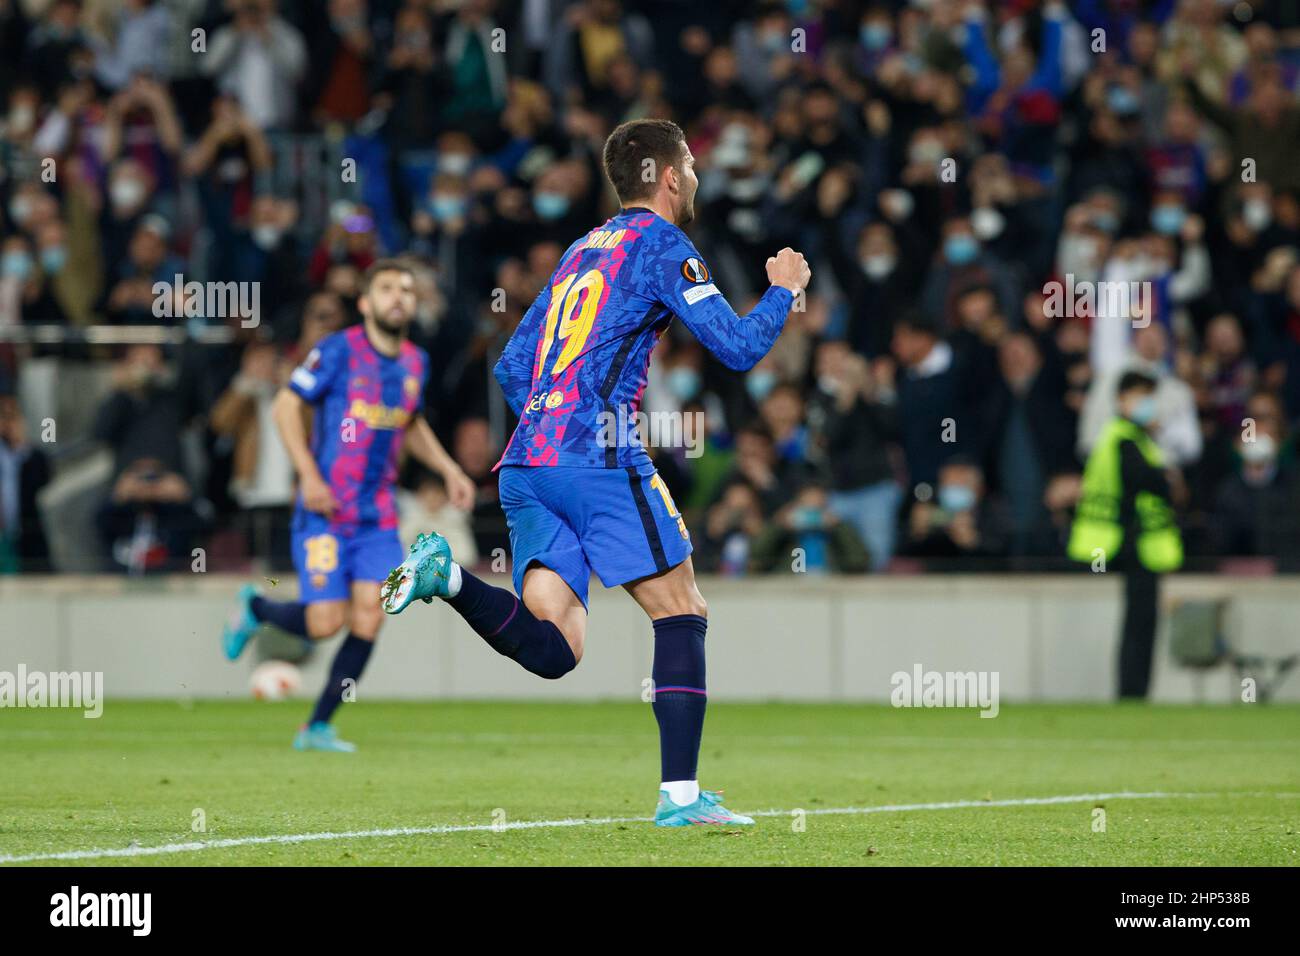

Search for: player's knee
xmin=350 ymin=607 xmax=383 ymax=639
xmin=308 ymin=604 xmax=347 ymax=639
xmin=688 ymin=592 xmax=708 ymax=619
xmin=669 ymin=590 xmax=707 ymax=619
xmin=536 ymin=655 xmax=578 ymax=680
xmin=545 ymin=629 xmax=582 ymax=678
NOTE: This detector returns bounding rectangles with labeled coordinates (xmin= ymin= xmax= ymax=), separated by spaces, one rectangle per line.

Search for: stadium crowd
xmin=2 ymin=0 xmax=1300 ymax=576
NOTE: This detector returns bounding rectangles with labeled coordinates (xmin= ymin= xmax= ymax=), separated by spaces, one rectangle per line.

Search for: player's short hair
xmin=1117 ymin=369 xmax=1158 ymax=396
xmin=602 ymin=119 xmax=686 ymax=205
xmin=361 ymin=258 xmax=415 ymax=296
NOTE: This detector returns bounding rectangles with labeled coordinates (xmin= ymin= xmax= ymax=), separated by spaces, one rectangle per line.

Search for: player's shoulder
xmin=630 ymin=217 xmax=712 ymax=292
xmin=309 ymin=326 xmax=356 ymax=359
xmin=290 ymin=328 xmax=351 ymax=394
xmin=637 ymin=216 xmax=704 ymax=274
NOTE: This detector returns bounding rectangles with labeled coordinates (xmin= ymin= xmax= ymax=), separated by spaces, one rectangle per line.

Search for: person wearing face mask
xmin=922 ymin=217 xmax=1021 ymax=333
xmin=1080 ymin=323 xmax=1202 ymax=468
xmin=0 ymin=237 xmax=66 ymax=330
xmin=805 ymin=341 xmax=900 ymax=571
xmin=822 ymin=216 xmax=925 ymax=359
xmin=751 ymin=481 xmax=870 ymax=575
xmin=1209 ymin=394 xmax=1300 ymax=566
xmin=905 ymin=457 xmax=1008 ymax=565
xmin=1069 ymin=371 xmax=1184 ymax=699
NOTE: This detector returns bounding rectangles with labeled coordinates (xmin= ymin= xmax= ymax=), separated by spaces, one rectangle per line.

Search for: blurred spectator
xmin=452 ymin=415 xmax=503 ymax=556
xmin=806 ymin=341 xmax=900 ymax=571
xmin=398 ymin=469 xmax=478 ymax=568
xmin=201 ymin=0 xmax=307 ymax=130
xmin=100 ymin=215 xmax=181 ymax=325
xmin=303 ymin=0 xmax=375 ymax=126
xmin=92 ymin=344 xmax=206 ymax=572
xmin=89 ymin=0 xmax=173 ymax=91
xmin=25 ymin=0 xmax=91 ymax=99
xmin=209 ymin=339 xmax=294 ymax=550
xmin=756 ymin=383 xmax=807 ymax=466
xmin=715 ymin=422 xmax=797 ymax=516
xmin=1209 ymin=390 xmax=1300 ymax=565
xmin=751 ymin=482 xmax=869 ymax=575
xmin=922 ymin=216 xmax=1023 ymax=331
xmin=983 ymin=331 xmax=1077 ymax=556
xmin=906 ymin=457 xmax=1008 ymax=563
xmin=891 ymin=311 xmax=967 ymax=493
xmin=1080 ymin=323 xmax=1203 ymax=468
xmin=283 ymin=290 xmax=347 ymax=362
xmin=308 ymin=201 xmax=379 ymax=288
xmin=697 ymin=479 xmax=764 ymax=576
xmin=1197 ymin=313 xmax=1256 ymax=431
xmin=0 ymin=390 xmax=51 ymax=572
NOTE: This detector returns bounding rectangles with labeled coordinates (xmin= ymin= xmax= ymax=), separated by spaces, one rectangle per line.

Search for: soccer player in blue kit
xmin=382 ymin=120 xmax=810 ymax=825
xmin=223 ymin=260 xmax=475 ymax=752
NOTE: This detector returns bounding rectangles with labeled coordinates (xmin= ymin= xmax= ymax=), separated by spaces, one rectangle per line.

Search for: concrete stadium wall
xmin=1 ymin=575 xmax=1298 ymax=704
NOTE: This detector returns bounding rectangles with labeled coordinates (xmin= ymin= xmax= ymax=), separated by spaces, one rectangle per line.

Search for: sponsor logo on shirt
xmin=527 ymin=389 xmax=567 ymax=413
xmin=347 ymin=399 xmax=411 ymax=430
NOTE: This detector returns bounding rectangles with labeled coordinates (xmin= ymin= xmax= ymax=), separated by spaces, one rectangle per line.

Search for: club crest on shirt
xmin=404 ymin=376 xmax=420 ymax=399
xmin=680 ymin=257 xmax=710 ymax=283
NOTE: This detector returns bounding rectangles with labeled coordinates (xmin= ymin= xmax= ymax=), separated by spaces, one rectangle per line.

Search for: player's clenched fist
xmin=300 ymin=470 xmax=339 ymax=518
xmin=766 ymin=247 xmax=811 ymax=294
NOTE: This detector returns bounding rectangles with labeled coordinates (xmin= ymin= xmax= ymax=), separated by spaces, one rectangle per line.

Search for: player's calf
xmin=222 ymin=585 xmax=313 ymax=661
xmin=625 ymin=559 xmax=708 ymax=621
xmin=382 ymin=532 xmax=579 ymax=679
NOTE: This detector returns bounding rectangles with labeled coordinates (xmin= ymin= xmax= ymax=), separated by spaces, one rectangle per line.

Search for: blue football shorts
xmin=290 ymin=514 xmax=404 ymax=604
xmin=497 ymin=462 xmax=693 ymax=608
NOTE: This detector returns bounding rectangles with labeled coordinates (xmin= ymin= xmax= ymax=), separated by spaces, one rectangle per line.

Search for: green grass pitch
xmin=2 ymin=700 xmax=1297 ymax=866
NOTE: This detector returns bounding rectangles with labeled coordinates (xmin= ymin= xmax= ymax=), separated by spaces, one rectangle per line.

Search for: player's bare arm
xmin=271 ymin=386 xmax=336 ymax=518
xmin=403 ymin=415 xmax=476 ymax=510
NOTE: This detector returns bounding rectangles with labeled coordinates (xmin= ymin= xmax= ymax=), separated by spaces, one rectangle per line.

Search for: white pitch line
xmin=5 ymin=790 xmax=1293 ymax=865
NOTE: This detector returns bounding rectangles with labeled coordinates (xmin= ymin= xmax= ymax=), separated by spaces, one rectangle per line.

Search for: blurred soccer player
xmin=382 ymin=119 xmax=809 ymax=824
xmin=222 ymin=260 xmax=474 ymax=751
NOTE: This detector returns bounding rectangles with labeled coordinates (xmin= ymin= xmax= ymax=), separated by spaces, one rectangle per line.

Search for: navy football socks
xmin=308 ymin=633 xmax=374 ymax=725
xmin=251 ymin=595 xmax=308 ymax=637
xmin=651 ymin=614 xmax=708 ymax=784
xmin=447 ymin=569 xmax=577 ymax=680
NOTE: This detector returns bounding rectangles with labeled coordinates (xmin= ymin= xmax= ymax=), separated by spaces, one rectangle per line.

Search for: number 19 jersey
xmin=493 ymin=206 xmax=794 ymax=470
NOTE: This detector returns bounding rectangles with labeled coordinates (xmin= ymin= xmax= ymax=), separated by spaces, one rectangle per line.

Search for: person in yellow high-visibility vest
xmin=1069 ymin=370 xmax=1185 ymax=699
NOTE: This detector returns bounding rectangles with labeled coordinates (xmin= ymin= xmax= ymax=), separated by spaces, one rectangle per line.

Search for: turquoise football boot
xmin=654 ymin=789 xmax=756 ymax=827
xmin=292 ymin=722 xmax=356 ymax=753
xmin=222 ymin=583 xmax=260 ymax=661
xmin=381 ymin=532 xmax=454 ymax=614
